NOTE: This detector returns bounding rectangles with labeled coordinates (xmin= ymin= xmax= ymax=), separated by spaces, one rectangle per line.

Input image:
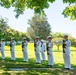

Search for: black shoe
xmin=36 ymin=62 xmax=41 ymax=64
xmin=47 ymin=65 xmax=53 ymax=67
xmin=47 ymin=65 xmax=50 ymax=66
xmin=42 ymin=60 xmax=46 ymax=61
xmin=24 ymin=61 xmax=28 ymax=62
xmin=64 ymin=68 xmax=70 ymax=70
xmin=50 ymin=65 xmax=53 ymax=68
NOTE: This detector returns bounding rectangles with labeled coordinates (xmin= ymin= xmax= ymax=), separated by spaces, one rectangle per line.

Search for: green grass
xmin=0 ymin=43 xmax=76 ymax=75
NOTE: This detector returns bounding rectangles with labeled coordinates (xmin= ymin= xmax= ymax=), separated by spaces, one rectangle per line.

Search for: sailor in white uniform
xmin=34 ymin=36 xmax=41 ymax=64
xmin=10 ymin=38 xmax=16 ymax=60
xmin=22 ymin=37 xmax=28 ymax=62
xmin=46 ymin=36 xmax=54 ymax=67
xmin=0 ymin=39 xmax=5 ymax=59
xmin=62 ymin=34 xmax=71 ymax=70
xmin=40 ymin=40 xmax=46 ymax=61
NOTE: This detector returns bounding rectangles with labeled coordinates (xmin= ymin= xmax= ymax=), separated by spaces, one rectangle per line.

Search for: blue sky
xmin=0 ymin=0 xmax=76 ymax=38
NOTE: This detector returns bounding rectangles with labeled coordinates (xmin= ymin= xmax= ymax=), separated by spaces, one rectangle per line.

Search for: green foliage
xmin=62 ymin=0 xmax=76 ymax=20
xmin=69 ymin=36 xmax=76 ymax=47
xmin=0 ymin=16 xmax=29 ymax=41
xmin=5 ymin=27 xmax=29 ymax=41
xmin=0 ymin=0 xmax=76 ymax=19
xmin=0 ymin=0 xmax=55 ymax=18
xmin=62 ymin=5 xmax=76 ymax=20
xmin=0 ymin=16 xmax=8 ymax=40
xmin=50 ymin=32 xmax=63 ymax=50
xmin=63 ymin=0 xmax=76 ymax=4
xmin=27 ymin=14 xmax=51 ymax=40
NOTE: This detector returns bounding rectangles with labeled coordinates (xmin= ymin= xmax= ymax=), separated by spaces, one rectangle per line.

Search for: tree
xmin=53 ymin=37 xmax=63 ymax=51
xmin=0 ymin=16 xmax=8 ymax=40
xmin=51 ymin=32 xmax=63 ymax=50
xmin=0 ymin=16 xmax=29 ymax=41
xmin=5 ymin=27 xmax=29 ymax=41
xmin=69 ymin=36 xmax=76 ymax=47
xmin=0 ymin=0 xmax=76 ymax=19
xmin=27 ymin=14 xmax=51 ymax=40
xmin=62 ymin=0 xmax=76 ymax=20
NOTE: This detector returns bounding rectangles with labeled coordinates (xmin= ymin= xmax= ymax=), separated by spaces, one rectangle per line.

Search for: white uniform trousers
xmin=48 ymin=49 xmax=54 ymax=65
xmin=41 ymin=51 xmax=46 ymax=60
xmin=63 ymin=48 xmax=71 ymax=68
xmin=35 ymin=50 xmax=41 ymax=63
xmin=10 ymin=48 xmax=16 ymax=60
xmin=22 ymin=48 xmax=28 ymax=62
xmin=1 ymin=48 xmax=5 ymax=59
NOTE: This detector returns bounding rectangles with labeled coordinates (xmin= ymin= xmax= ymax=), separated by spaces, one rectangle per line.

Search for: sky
xmin=0 ymin=0 xmax=76 ymax=38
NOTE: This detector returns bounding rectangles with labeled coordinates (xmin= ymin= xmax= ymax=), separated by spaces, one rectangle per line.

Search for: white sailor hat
xmin=41 ymin=39 xmax=44 ymax=42
xmin=11 ymin=38 xmax=14 ymax=40
xmin=23 ymin=37 xmax=26 ymax=39
xmin=47 ymin=36 xmax=52 ymax=39
xmin=64 ymin=34 xmax=68 ymax=37
xmin=1 ymin=38 xmax=4 ymax=40
xmin=36 ymin=36 xmax=39 ymax=38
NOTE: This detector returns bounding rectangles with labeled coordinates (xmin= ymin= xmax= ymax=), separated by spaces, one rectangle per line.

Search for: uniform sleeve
xmin=36 ymin=41 xmax=40 ymax=46
xmin=39 ymin=42 xmax=41 ymax=47
xmin=1 ymin=42 xmax=3 ymax=46
xmin=48 ymin=41 xmax=53 ymax=48
xmin=1 ymin=42 xmax=5 ymax=46
xmin=50 ymin=41 xmax=53 ymax=48
xmin=12 ymin=41 xmax=16 ymax=46
xmin=44 ymin=43 xmax=46 ymax=50
xmin=14 ymin=41 xmax=16 ymax=46
xmin=66 ymin=40 xmax=71 ymax=47
xmin=3 ymin=42 xmax=5 ymax=46
xmin=26 ymin=41 xmax=28 ymax=46
xmin=24 ymin=41 xmax=28 ymax=47
xmin=4 ymin=42 xmax=5 ymax=46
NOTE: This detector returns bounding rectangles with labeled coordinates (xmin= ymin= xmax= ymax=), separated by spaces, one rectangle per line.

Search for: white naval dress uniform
xmin=47 ymin=40 xmax=54 ymax=66
xmin=0 ymin=41 xmax=5 ymax=59
xmin=10 ymin=41 xmax=16 ymax=60
xmin=40 ymin=42 xmax=46 ymax=60
xmin=34 ymin=40 xmax=41 ymax=63
xmin=62 ymin=39 xmax=71 ymax=69
xmin=22 ymin=41 xmax=28 ymax=62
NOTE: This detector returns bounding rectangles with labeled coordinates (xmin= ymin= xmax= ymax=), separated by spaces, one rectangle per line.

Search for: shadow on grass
xmin=0 ymin=57 xmax=76 ymax=75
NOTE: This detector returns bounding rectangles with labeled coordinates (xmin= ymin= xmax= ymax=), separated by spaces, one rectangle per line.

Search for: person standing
xmin=40 ymin=40 xmax=46 ymax=61
xmin=34 ymin=36 xmax=41 ymax=64
xmin=46 ymin=36 xmax=54 ymax=67
xmin=10 ymin=38 xmax=16 ymax=60
xmin=62 ymin=34 xmax=71 ymax=70
xmin=22 ymin=37 xmax=28 ymax=62
xmin=0 ymin=39 xmax=5 ymax=59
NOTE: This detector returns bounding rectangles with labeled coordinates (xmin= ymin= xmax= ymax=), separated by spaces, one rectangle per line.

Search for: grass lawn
xmin=0 ymin=43 xmax=76 ymax=75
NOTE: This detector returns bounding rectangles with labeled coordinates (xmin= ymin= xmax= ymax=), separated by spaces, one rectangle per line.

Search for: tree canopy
xmin=27 ymin=14 xmax=51 ymax=40
xmin=0 ymin=0 xmax=76 ymax=19
xmin=0 ymin=16 xmax=8 ymax=40
xmin=62 ymin=0 xmax=76 ymax=20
